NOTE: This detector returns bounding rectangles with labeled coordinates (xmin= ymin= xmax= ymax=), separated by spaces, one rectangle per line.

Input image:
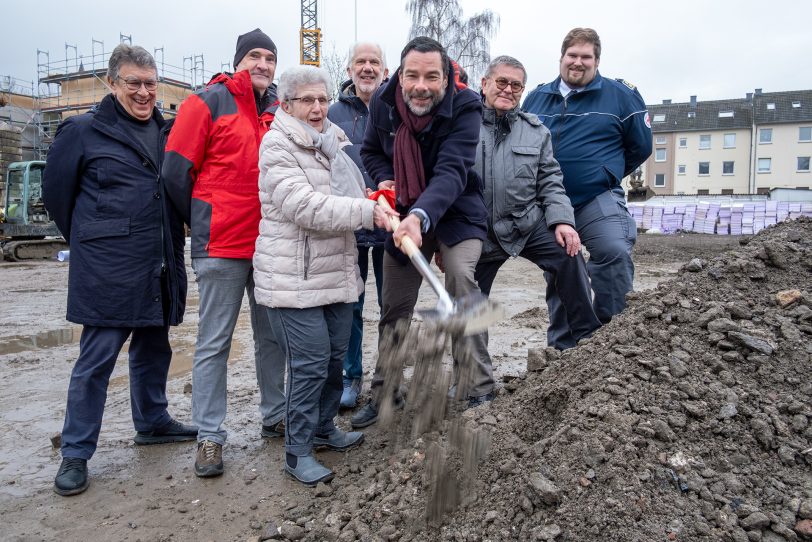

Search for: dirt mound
xmin=296 ymin=219 xmax=812 ymax=542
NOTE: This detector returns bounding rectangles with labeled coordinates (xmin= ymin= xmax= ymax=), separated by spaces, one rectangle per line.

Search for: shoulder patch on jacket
xmin=616 ymin=78 xmax=636 ymax=91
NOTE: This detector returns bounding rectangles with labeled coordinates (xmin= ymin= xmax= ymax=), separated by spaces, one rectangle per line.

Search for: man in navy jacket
xmin=351 ymin=37 xmax=492 ymax=428
xmin=327 ymin=42 xmax=389 ymax=410
xmin=43 ymin=44 xmax=196 ymax=496
xmin=522 ymin=27 xmax=652 ymax=349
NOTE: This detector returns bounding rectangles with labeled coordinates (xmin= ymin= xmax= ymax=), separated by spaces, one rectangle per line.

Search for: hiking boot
xmin=467 ymin=392 xmax=495 ymax=409
xmin=53 ymin=457 xmax=89 ymax=496
xmin=339 ymin=378 xmax=362 ymax=409
xmin=313 ymin=429 xmax=364 ymax=451
xmin=194 ymin=440 xmax=224 ymax=478
xmin=261 ymin=420 xmax=285 ymax=439
xmin=285 ymin=454 xmax=334 ymax=487
xmin=350 ymin=400 xmax=378 ymax=428
xmin=134 ymin=418 xmax=198 ymax=445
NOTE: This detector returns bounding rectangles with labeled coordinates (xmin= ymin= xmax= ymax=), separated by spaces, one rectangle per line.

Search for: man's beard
xmin=403 ymin=86 xmax=446 ymax=116
xmin=354 ymin=75 xmax=382 ymax=95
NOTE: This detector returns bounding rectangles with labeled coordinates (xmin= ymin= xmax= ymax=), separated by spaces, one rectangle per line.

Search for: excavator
xmin=0 ymin=160 xmax=67 ymax=261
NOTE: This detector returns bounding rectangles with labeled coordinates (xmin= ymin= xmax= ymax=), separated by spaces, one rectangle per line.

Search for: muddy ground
xmin=0 ymin=232 xmax=760 ymax=541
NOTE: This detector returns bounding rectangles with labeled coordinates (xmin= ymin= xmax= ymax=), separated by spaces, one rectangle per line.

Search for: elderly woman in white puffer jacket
xmin=253 ymin=65 xmax=394 ymax=486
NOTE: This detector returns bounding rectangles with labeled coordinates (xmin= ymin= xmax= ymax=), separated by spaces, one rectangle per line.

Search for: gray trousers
xmin=191 ymin=257 xmax=286 ymax=445
xmin=266 ymin=303 xmax=352 ymax=456
xmin=546 ymin=189 xmax=637 ymax=349
xmin=370 ymin=236 xmax=494 ymax=399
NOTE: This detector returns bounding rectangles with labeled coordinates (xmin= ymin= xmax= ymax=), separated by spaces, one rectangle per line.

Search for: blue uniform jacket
xmin=43 ymin=94 xmax=187 ymax=327
xmin=327 ymin=80 xmax=386 ymax=248
xmin=522 ymin=72 xmax=652 ymax=208
xmin=361 ymin=64 xmax=488 ymax=259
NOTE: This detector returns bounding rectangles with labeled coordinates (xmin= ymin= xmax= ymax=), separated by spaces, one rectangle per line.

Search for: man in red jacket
xmin=163 ymin=28 xmax=285 ymax=478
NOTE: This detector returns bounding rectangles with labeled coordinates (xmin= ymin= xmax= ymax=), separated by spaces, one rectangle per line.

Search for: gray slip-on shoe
xmin=313 ymin=429 xmax=364 ymax=451
xmin=285 ymin=455 xmax=334 ymax=487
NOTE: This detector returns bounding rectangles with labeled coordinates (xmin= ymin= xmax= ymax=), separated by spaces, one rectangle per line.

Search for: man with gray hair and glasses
xmin=44 ymin=43 xmax=196 ymax=496
xmin=474 ymin=55 xmax=601 ymax=349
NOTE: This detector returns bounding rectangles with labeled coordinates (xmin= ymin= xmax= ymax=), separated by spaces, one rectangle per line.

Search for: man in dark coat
xmin=327 ymin=42 xmax=389 ymax=409
xmin=351 ymin=37 xmax=493 ymax=429
xmin=43 ymin=44 xmax=196 ymax=497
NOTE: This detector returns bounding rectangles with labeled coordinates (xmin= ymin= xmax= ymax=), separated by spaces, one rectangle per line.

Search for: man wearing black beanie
xmin=163 ymin=28 xmax=286 ymax=478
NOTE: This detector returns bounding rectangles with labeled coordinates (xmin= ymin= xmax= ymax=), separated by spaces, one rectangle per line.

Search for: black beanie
xmin=233 ymin=28 xmax=277 ymax=70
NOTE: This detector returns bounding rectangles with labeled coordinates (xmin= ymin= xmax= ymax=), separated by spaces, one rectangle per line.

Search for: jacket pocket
xmin=77 ymin=218 xmax=130 ymax=241
xmin=511 ymin=146 xmax=539 ymax=179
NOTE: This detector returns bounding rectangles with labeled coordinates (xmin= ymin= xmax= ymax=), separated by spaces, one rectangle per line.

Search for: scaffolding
xmin=300 ymin=0 xmax=322 ymax=66
xmin=17 ymin=35 xmax=221 ymax=157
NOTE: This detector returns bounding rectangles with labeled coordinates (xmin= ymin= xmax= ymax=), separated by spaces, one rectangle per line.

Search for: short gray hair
xmin=346 ymin=42 xmax=386 ymax=70
xmin=107 ymin=44 xmax=157 ymax=81
xmin=487 ymin=55 xmax=527 ymax=85
xmin=277 ymin=65 xmax=332 ymax=102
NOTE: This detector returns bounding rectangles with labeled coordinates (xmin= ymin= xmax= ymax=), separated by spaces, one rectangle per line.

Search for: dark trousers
xmin=344 ymin=245 xmax=384 ymax=380
xmin=476 ymin=217 xmax=601 ymax=350
xmin=61 ymin=325 xmax=173 ymax=460
xmin=266 ymin=303 xmax=352 ymax=457
xmin=546 ymin=189 xmax=637 ymax=349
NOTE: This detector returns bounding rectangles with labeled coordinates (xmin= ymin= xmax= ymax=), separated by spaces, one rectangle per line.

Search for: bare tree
xmin=406 ymin=0 xmax=499 ymax=87
xmin=321 ymin=43 xmax=348 ymax=100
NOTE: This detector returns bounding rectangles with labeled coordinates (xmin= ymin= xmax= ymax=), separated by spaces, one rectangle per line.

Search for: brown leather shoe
xmin=194 ymin=440 xmax=223 ymax=478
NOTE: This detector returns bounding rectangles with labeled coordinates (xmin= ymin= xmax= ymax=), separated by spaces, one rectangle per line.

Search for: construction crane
xmin=300 ymin=0 xmax=321 ymax=66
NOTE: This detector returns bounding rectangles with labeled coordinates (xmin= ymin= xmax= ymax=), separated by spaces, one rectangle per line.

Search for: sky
xmin=2 ymin=0 xmax=811 ymax=106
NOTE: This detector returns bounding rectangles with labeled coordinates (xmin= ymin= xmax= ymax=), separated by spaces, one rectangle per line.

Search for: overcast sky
xmin=2 ymin=0 xmax=811 ymax=105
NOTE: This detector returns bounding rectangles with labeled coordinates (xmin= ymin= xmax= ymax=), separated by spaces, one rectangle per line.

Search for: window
xmin=758 ymin=158 xmax=772 ymax=173
xmin=653 ymin=114 xmax=666 ymax=122
xmin=757 ymin=187 xmax=770 ymax=195
xmin=699 ymin=134 xmax=711 ymax=149
xmin=798 ymin=156 xmax=811 ymax=172
xmin=677 ymin=164 xmax=686 ymax=175
xmin=698 ymin=162 xmax=710 ymax=175
xmin=655 ymin=136 xmax=667 ymax=144
xmin=792 ymin=101 xmax=801 ymax=108
xmin=687 ymin=111 xmax=696 ymax=118
xmin=723 ymin=161 xmax=735 ymax=175
xmin=678 ymin=137 xmax=687 ymax=148
xmin=721 ymin=189 xmax=734 ymax=195
xmin=799 ymin=127 xmax=812 ymax=142
xmin=767 ymin=103 xmax=776 ymax=110
xmin=655 ymin=148 xmax=667 ymax=162
xmin=759 ymin=128 xmax=773 ymax=144
xmin=719 ymin=111 xmax=734 ymax=118
xmin=723 ymin=133 xmax=736 ymax=148
xmin=697 ymin=189 xmax=709 ymax=195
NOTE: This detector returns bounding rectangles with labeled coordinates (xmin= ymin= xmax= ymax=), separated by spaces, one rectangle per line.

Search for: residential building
xmin=633 ymin=89 xmax=812 ymax=195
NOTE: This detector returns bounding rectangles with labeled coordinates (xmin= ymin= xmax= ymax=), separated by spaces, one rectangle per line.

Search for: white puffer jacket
xmin=253 ymin=108 xmax=376 ymax=309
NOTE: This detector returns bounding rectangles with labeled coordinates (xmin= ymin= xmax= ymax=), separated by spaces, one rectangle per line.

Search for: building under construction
xmin=0 ymin=36 xmax=219 ymax=184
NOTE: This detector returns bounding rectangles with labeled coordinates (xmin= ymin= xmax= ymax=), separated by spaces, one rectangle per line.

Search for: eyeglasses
xmin=289 ymin=96 xmax=331 ymax=106
xmin=491 ymin=77 xmax=524 ymax=93
xmin=117 ymin=77 xmax=158 ymax=91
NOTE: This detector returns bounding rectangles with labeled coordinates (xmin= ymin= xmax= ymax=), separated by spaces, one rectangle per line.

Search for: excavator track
xmin=2 ymin=239 xmax=68 ymax=261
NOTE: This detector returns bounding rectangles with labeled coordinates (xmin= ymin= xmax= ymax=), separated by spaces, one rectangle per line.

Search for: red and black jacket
xmin=163 ymin=70 xmax=277 ymax=259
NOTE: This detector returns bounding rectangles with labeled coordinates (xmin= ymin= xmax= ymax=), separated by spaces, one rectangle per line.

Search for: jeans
xmin=370 ymin=236 xmax=494 ymax=399
xmin=191 ymin=257 xmax=285 ymax=444
xmin=476 ymin=216 xmax=601 ymax=349
xmin=61 ymin=325 xmax=173 ymax=459
xmin=344 ymin=245 xmax=384 ymax=381
xmin=546 ymin=189 xmax=637 ymax=349
xmin=266 ymin=303 xmax=352 ymax=456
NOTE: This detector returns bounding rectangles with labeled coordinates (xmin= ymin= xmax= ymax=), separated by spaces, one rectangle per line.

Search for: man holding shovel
xmin=351 ymin=37 xmax=493 ymax=429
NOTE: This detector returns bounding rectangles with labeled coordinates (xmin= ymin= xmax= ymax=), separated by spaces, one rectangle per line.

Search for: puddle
xmin=0 ymin=327 xmax=80 ymax=355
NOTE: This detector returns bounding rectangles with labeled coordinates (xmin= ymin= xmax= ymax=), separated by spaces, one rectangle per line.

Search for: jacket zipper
xmin=303 ymin=234 xmax=310 ymax=280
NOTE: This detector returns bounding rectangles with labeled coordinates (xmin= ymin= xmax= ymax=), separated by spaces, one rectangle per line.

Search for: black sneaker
xmin=54 ymin=457 xmax=89 ymax=496
xmin=467 ymin=392 xmax=495 ymax=409
xmin=260 ymin=420 xmax=285 ymax=439
xmin=134 ymin=418 xmax=198 ymax=445
xmin=350 ymin=400 xmax=379 ymax=429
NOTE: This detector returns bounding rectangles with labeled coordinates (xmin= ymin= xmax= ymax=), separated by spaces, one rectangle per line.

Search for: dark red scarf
xmin=393 ymin=78 xmax=436 ymax=207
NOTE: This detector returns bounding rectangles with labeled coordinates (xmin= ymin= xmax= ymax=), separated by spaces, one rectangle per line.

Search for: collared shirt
xmin=558 ymin=79 xmax=584 ymax=97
